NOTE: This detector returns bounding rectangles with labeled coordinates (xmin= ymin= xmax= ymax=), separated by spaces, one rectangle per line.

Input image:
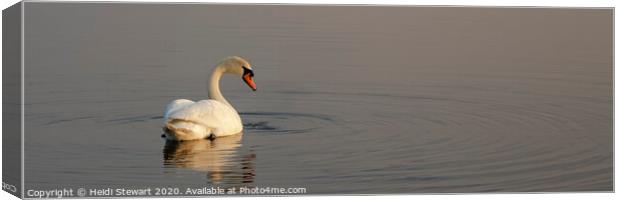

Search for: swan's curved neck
xmin=208 ymin=66 xmax=232 ymax=107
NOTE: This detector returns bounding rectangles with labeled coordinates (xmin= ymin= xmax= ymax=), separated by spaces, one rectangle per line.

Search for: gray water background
xmin=23 ymin=3 xmax=612 ymax=193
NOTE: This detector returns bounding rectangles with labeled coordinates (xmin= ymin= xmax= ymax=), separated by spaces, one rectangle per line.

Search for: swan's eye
xmin=242 ymin=66 xmax=254 ymax=77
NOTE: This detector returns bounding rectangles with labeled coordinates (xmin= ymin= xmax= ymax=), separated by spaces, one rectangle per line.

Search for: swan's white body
xmin=163 ymin=56 xmax=255 ymax=141
xmin=164 ymin=99 xmax=242 ymax=140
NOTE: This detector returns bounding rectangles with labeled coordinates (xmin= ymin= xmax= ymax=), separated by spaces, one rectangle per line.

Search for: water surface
xmin=23 ymin=3 xmax=612 ymax=193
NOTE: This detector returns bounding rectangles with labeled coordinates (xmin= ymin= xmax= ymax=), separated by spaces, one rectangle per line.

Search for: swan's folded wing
xmin=166 ymin=100 xmax=238 ymax=129
xmin=164 ymin=99 xmax=196 ymax=119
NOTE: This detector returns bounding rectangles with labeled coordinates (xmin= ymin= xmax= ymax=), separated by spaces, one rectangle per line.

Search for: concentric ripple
xmin=236 ymin=81 xmax=611 ymax=192
xmin=241 ymin=112 xmax=339 ymax=134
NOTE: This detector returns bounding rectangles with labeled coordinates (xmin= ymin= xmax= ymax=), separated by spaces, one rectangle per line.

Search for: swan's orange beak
xmin=242 ymin=68 xmax=256 ymax=91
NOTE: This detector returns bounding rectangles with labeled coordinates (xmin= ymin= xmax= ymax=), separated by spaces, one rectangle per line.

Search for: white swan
xmin=163 ymin=56 xmax=256 ymax=141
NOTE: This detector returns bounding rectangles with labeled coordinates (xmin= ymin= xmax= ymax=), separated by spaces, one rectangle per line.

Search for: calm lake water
xmin=23 ymin=3 xmax=612 ymax=194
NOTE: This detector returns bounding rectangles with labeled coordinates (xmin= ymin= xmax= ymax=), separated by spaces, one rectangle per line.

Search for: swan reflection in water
xmin=163 ymin=133 xmax=255 ymax=185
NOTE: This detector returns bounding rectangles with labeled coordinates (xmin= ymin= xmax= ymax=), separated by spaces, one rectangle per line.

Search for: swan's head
xmin=218 ymin=56 xmax=257 ymax=91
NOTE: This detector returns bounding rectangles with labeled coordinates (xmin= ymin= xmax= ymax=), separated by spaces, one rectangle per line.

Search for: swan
xmin=162 ymin=56 xmax=256 ymax=141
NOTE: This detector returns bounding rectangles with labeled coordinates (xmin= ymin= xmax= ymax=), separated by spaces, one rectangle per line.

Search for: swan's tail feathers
xmin=163 ymin=119 xmax=210 ymax=141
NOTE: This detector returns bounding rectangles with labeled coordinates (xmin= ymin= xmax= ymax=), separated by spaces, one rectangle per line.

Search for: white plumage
xmin=163 ymin=56 xmax=256 ymax=141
